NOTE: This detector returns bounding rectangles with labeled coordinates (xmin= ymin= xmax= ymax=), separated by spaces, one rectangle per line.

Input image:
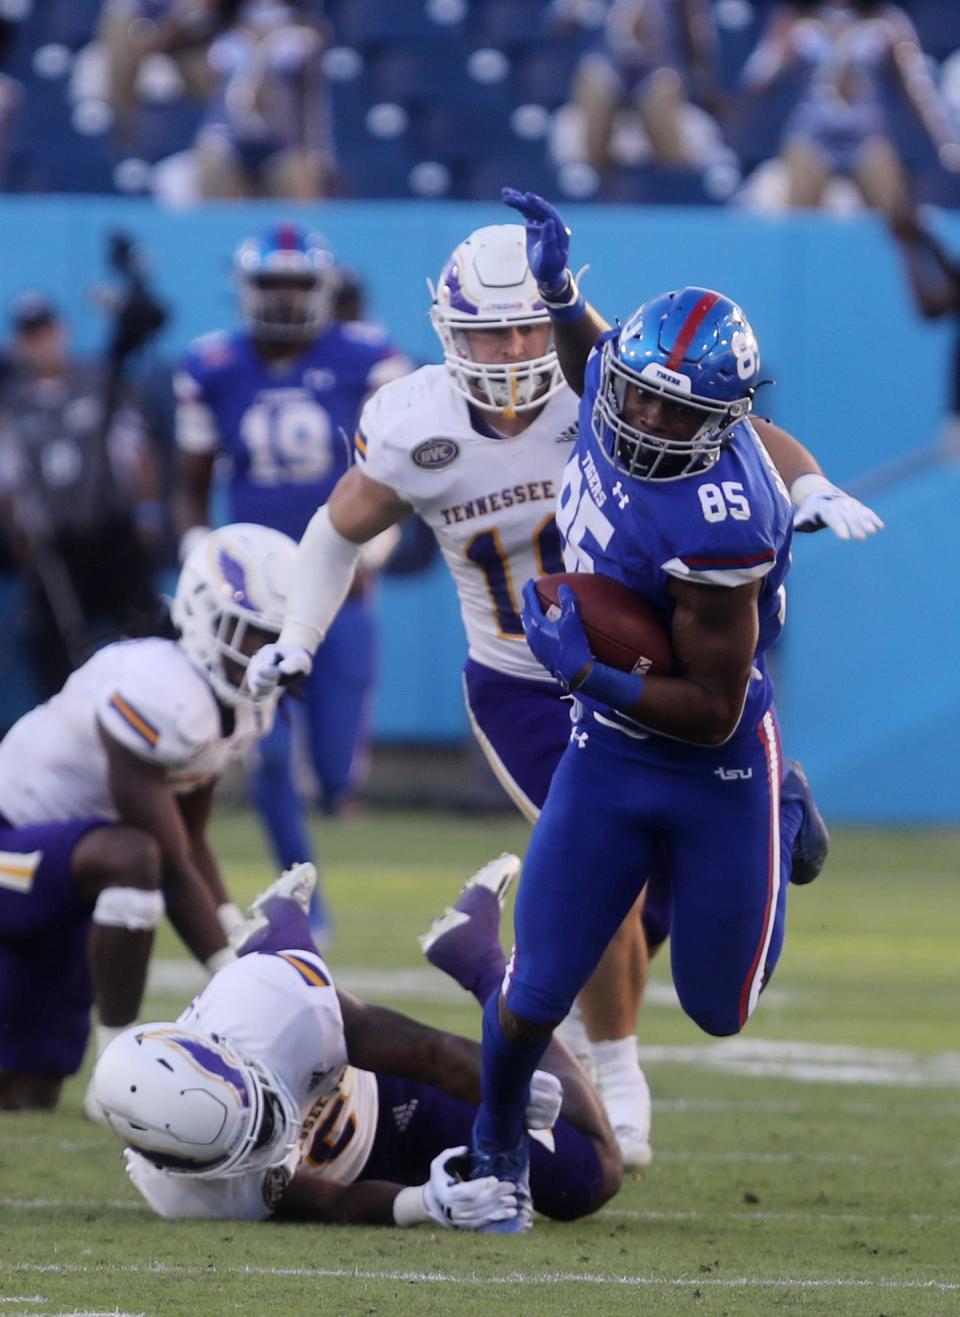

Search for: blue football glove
xmin=520 ymin=580 xmax=594 ymax=690
xmin=501 ymin=188 xmax=571 ymax=297
xmin=521 ymin=579 xmax=649 ymax=712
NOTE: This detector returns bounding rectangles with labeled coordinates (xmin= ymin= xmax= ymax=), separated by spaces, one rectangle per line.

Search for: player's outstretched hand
xmin=246 ymin=642 xmax=313 ymax=698
xmin=793 ymin=480 xmax=884 ymax=540
xmin=521 ymin=580 xmax=594 ymax=691
xmin=501 ymin=187 xmax=571 ymax=297
xmin=526 ymin=1069 xmax=563 ymax=1129
xmin=423 ymin=1146 xmax=518 ymax=1229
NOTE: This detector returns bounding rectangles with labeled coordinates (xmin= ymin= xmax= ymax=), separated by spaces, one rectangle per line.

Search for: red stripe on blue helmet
xmin=664 ymin=291 xmax=721 ymax=372
xmin=276 ymin=223 xmax=300 ymax=251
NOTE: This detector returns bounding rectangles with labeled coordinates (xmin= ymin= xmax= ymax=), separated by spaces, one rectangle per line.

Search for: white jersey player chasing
xmin=246 ymin=223 xmax=883 ymax=1167
xmin=91 ymin=860 xmax=622 ymax=1227
xmin=0 ymin=523 xmax=292 ymax=1112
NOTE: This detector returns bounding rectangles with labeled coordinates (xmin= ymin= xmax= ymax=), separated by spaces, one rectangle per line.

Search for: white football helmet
xmin=90 ymin=1023 xmax=300 ymax=1179
xmin=429 ymin=224 xmax=564 ymax=416
xmin=170 ymin=522 xmax=296 ymax=708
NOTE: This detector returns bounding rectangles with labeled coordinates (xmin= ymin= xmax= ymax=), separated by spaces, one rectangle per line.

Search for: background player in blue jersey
xmin=175 ymin=223 xmax=410 ymax=939
xmin=467 ymin=191 xmax=837 ymax=1233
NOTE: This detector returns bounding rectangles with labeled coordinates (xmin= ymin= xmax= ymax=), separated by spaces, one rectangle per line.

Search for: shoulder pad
xmin=96 ymin=641 xmax=220 ymax=765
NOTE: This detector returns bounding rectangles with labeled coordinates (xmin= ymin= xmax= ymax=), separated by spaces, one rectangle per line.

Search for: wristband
xmin=392 ymin=1184 xmax=430 ymax=1227
xmin=577 ymin=661 xmax=645 ymax=711
xmin=789 ymin=472 xmax=835 ymax=509
xmin=539 ymin=273 xmax=585 ymax=323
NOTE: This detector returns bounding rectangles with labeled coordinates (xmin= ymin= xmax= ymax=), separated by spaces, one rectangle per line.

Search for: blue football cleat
xmin=469 ymin=1138 xmax=533 ymax=1235
xmin=782 ymin=760 xmax=830 ymax=886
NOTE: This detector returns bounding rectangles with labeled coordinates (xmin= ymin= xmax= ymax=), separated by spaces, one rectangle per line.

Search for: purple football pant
xmin=463 ymin=658 xmax=671 ymax=943
xmin=357 ymin=1073 xmax=605 ymax=1222
xmin=0 ymin=815 xmax=108 ymax=1075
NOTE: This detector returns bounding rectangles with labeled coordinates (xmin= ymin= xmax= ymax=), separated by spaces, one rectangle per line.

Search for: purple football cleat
xmin=782 ymin=760 xmax=830 ymax=886
xmin=418 ymin=854 xmax=519 ymax=1004
xmin=230 ymin=863 xmax=320 ymax=957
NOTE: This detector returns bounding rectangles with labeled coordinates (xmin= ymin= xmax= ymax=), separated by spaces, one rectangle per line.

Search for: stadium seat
xmin=510 ymin=46 xmax=588 ymax=109
xmin=596 ymin=164 xmax=723 ymax=207
xmin=911 ymin=0 xmax=960 ymax=61
xmin=367 ymin=39 xmax=477 ymax=102
xmin=467 ymin=0 xmax=549 ymax=51
xmin=335 ymin=0 xmax=460 ymax=48
xmin=460 ymin=154 xmax=558 ymax=202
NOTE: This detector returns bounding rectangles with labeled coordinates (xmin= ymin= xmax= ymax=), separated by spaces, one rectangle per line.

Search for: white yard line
xmin=4 ymin=1262 xmax=959 ymax=1292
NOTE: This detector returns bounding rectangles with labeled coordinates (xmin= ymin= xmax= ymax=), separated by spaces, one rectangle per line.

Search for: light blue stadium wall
xmin=1 ymin=197 xmax=957 ymax=821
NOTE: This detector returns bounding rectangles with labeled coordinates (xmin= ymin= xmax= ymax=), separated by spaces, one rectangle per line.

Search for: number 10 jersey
xmin=355 ymin=365 xmax=579 ymax=682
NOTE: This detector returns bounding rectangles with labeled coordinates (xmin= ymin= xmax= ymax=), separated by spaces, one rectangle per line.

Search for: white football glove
xmin=245 ymin=642 xmax=313 ymax=699
xmin=791 ymin=475 xmax=884 ymax=541
xmin=422 ymin=1146 xmax=518 ymax=1230
xmin=525 ymin=1069 xmax=562 ymax=1129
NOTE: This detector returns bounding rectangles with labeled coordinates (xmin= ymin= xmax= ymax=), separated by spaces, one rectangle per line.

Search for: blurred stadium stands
xmin=1 ymin=0 xmax=958 ymax=205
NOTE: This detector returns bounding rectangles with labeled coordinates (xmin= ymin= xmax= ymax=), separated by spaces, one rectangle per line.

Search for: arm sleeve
xmin=278 ymin=504 xmax=363 ymax=651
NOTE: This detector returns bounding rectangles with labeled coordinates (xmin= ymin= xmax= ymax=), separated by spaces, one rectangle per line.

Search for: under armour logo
xmin=611 ymin=481 xmax=630 ymax=509
xmin=714 ymin=767 xmax=753 ymax=781
xmin=392 ymin=1099 xmax=419 ymax=1132
xmin=571 ymin=729 xmax=589 ymax=749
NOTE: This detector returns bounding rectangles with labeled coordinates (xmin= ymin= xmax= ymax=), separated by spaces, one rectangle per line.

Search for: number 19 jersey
xmin=355 ymin=366 xmax=579 ymax=682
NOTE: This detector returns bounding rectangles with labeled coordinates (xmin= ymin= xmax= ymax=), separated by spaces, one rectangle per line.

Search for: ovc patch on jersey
xmin=412 ymin=437 xmax=459 ymax=470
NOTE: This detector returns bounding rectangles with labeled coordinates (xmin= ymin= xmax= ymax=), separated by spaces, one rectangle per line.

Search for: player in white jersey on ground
xmin=246 ymin=224 xmax=882 ymax=1168
xmin=90 ymin=860 xmax=622 ymax=1227
xmin=0 ymin=523 xmax=293 ymax=1112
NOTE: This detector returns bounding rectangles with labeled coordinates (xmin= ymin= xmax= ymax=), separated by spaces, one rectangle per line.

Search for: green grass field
xmin=2 ymin=810 xmax=959 ymax=1317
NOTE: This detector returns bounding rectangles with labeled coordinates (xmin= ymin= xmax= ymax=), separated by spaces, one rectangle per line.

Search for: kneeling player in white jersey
xmin=247 ymin=224 xmax=882 ymax=1168
xmin=0 ymin=523 xmax=293 ymax=1112
xmin=91 ymin=860 xmax=622 ymax=1227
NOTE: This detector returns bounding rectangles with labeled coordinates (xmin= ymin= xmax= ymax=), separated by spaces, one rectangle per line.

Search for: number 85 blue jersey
xmin=557 ymin=345 xmax=794 ymax=740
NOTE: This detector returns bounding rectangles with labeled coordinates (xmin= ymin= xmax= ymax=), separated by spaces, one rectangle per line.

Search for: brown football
xmin=534 ymin=572 xmax=673 ymax=678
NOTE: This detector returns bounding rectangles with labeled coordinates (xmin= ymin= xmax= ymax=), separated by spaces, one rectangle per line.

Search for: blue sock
xmin=473 ymin=992 xmax=551 ymax=1152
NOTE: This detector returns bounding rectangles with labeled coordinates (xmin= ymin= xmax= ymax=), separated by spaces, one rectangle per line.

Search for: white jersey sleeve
xmin=94 ymin=641 xmax=221 ymax=768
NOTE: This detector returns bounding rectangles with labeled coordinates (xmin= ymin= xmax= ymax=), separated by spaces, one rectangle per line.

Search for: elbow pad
xmin=280 ymin=505 xmax=363 ymax=651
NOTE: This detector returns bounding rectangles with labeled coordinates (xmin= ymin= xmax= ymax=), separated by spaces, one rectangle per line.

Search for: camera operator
xmin=0 ymin=290 xmax=165 ymax=698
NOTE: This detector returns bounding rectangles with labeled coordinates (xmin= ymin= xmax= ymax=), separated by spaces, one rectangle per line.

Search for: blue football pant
xmin=250 ymin=597 xmax=374 ymax=870
xmin=506 ymin=710 xmax=791 ymax=1038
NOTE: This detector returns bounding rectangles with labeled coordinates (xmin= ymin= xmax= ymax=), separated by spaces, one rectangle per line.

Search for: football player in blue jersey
xmin=175 ymin=223 xmax=410 ymax=941
xmin=464 ymin=189 xmax=856 ymax=1232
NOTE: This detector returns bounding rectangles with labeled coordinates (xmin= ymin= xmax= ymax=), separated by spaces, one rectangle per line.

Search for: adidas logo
xmin=392 ymin=1099 xmax=419 ymax=1132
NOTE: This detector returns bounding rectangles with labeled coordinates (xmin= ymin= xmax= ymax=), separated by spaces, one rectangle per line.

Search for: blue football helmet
xmin=234 ymin=222 xmax=334 ymax=342
xmin=593 ymin=287 xmax=759 ymax=481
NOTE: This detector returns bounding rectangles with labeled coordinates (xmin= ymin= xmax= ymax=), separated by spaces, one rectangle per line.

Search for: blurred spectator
xmin=0 ymin=295 xmax=163 ymax=698
xmin=558 ymin=0 xmax=726 ymax=173
xmin=740 ymin=1 xmax=960 ymax=217
xmin=888 ymin=206 xmax=960 ymax=452
xmin=97 ymin=0 xmax=223 ymax=155
xmin=194 ymin=0 xmax=333 ymax=199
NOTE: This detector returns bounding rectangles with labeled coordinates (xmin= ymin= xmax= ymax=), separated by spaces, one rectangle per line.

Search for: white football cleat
xmin=418 ymin=853 xmax=519 ymax=959
xmin=229 ymin=862 xmax=319 ymax=954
